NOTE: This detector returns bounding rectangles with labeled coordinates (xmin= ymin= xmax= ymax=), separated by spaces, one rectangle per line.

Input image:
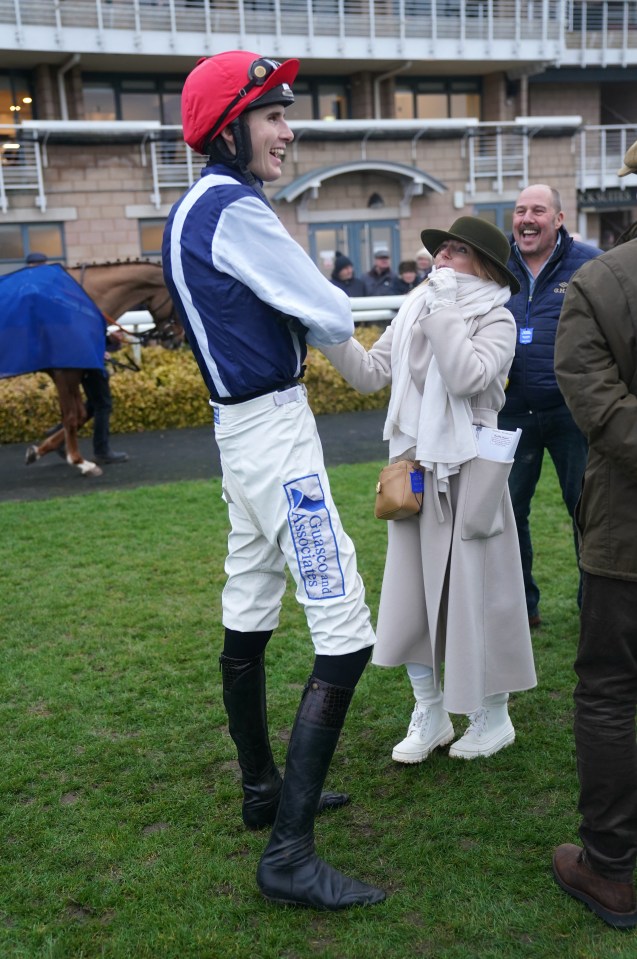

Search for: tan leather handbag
xmin=374 ymin=460 xmax=424 ymax=520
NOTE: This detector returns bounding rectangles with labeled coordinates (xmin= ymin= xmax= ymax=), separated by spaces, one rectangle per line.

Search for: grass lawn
xmin=1 ymin=459 xmax=633 ymax=958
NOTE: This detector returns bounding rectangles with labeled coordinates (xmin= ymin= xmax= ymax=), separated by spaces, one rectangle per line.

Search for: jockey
xmin=162 ymin=51 xmax=385 ymax=911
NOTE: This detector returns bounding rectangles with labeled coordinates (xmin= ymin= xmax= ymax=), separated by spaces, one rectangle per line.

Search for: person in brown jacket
xmin=552 ymin=139 xmax=637 ymax=929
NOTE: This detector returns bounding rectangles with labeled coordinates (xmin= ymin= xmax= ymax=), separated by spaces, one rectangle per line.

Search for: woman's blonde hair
xmin=470 ymin=248 xmax=511 ymax=289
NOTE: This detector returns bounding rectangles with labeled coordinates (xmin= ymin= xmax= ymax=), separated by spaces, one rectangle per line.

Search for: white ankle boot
xmin=392 ymin=675 xmax=455 ymax=764
xmin=448 ymin=692 xmax=515 ymax=759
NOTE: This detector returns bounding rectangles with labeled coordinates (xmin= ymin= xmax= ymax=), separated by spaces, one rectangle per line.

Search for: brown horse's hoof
xmin=82 ymin=464 xmax=103 ymax=478
xmin=77 ymin=460 xmax=103 ymax=478
xmin=25 ymin=445 xmax=39 ymax=465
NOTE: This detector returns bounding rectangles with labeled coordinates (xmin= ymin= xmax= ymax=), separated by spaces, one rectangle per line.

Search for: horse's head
xmin=69 ymin=260 xmax=184 ymax=349
xmin=141 ymin=283 xmax=184 ymax=349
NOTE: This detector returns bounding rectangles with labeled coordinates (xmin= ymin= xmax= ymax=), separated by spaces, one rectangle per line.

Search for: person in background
xmin=362 ymin=248 xmax=398 ymax=296
xmin=415 ymin=246 xmax=433 ymax=281
xmin=551 ymin=141 xmax=637 ymax=930
xmin=24 ymin=252 xmax=129 ymax=466
xmin=498 ymin=185 xmax=600 ymax=627
xmin=162 ymin=50 xmax=385 ymax=911
xmin=393 ymin=259 xmax=420 ymax=294
xmin=25 ymin=251 xmax=49 ymax=266
xmin=330 ymin=252 xmax=365 ymax=297
xmin=322 ymin=217 xmax=536 ymax=764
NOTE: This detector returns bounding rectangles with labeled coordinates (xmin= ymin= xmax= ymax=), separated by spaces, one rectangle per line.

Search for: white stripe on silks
xmin=169 ymin=174 xmax=238 ymax=398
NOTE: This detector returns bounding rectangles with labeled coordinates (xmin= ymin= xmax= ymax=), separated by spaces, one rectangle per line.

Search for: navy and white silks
xmin=162 ymin=164 xmax=375 ymax=655
xmin=163 ymin=165 xmax=355 ymax=400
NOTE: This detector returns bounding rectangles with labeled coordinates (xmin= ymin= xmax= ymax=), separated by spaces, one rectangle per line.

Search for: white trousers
xmin=212 ymin=386 xmax=375 ymax=656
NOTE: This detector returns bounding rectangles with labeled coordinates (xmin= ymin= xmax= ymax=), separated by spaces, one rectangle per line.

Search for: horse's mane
xmin=68 ymin=258 xmax=163 ymax=270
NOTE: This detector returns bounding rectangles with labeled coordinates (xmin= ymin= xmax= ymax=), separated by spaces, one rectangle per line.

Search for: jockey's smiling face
xmin=245 ymin=104 xmax=294 ymax=182
xmin=221 ymin=104 xmax=294 ymax=184
xmin=434 ymin=240 xmax=479 ymax=276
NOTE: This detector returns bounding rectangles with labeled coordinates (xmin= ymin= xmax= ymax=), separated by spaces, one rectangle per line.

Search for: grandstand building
xmin=1 ymin=0 xmax=636 ymax=276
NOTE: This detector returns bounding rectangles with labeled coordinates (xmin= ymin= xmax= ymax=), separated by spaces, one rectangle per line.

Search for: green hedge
xmin=0 ymin=327 xmax=389 ymax=444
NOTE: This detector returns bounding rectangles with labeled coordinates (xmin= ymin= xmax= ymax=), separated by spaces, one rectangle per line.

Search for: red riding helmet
xmin=182 ymin=51 xmax=300 ymax=155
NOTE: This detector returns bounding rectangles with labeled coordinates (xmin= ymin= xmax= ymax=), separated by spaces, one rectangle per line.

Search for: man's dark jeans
xmin=82 ymin=369 xmax=113 ymax=457
xmin=45 ymin=368 xmax=113 ymax=457
xmin=498 ymin=403 xmax=587 ymax=618
xmin=575 ymin=572 xmax=637 ymax=882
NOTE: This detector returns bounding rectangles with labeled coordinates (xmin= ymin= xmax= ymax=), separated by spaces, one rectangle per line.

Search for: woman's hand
xmin=426 ymin=267 xmax=458 ymax=309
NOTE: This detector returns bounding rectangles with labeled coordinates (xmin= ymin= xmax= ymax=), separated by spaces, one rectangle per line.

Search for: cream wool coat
xmin=322 ymin=291 xmax=537 ymax=714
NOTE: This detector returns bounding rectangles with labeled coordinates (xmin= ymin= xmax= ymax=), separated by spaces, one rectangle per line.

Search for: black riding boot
xmin=220 ymin=655 xmax=349 ymax=830
xmin=256 ymin=676 xmax=386 ymax=910
xmin=220 ymin=653 xmax=284 ymax=830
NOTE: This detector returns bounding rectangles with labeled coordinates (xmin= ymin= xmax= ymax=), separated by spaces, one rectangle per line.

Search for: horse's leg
xmin=27 ymin=425 xmax=67 ymax=460
xmin=49 ymin=370 xmax=102 ymax=477
xmin=26 ymin=406 xmax=78 ymax=465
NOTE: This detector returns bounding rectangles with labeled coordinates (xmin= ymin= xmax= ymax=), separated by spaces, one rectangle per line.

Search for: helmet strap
xmin=205 ymin=118 xmax=271 ymax=207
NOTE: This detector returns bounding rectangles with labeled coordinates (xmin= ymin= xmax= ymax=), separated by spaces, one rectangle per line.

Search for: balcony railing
xmin=1 ymin=0 xmax=637 ymax=66
xmin=0 ymin=129 xmax=46 ymax=213
xmin=579 ymin=125 xmax=637 ymax=190
xmin=1 ymin=121 xmax=636 ymax=214
xmin=467 ymin=131 xmax=529 ymax=195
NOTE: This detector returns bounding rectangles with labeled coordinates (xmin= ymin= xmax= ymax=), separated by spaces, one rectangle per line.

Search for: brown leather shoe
xmin=553 ymin=843 xmax=637 ymax=929
xmin=528 ymin=614 xmax=542 ymax=629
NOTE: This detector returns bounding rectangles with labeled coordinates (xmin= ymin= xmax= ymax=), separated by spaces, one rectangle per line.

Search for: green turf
xmin=1 ymin=459 xmax=633 ymax=957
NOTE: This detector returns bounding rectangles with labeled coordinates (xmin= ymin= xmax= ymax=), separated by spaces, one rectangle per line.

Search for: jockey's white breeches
xmin=211 ymin=385 xmax=375 ymax=656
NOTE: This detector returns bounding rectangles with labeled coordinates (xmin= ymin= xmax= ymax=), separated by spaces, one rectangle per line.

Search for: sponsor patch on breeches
xmin=284 ymin=473 xmax=345 ymax=600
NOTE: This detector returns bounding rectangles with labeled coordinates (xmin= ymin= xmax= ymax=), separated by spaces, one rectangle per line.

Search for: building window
xmin=395 ymin=78 xmax=481 ymax=120
xmin=83 ymin=76 xmax=184 ymax=124
xmin=308 ymin=220 xmax=400 ymax=279
xmin=0 ymin=72 xmax=35 ymax=127
xmin=472 ymin=203 xmax=513 ymax=234
xmin=83 ymin=83 xmax=117 ymax=122
xmin=0 ymin=72 xmax=35 ymax=161
xmin=0 ymin=223 xmax=65 ymax=275
xmin=139 ymin=219 xmax=165 ymax=257
xmin=121 ymin=80 xmax=161 ymax=123
xmin=288 ymin=80 xmax=349 ymax=121
xmin=161 ymin=82 xmax=183 ymax=126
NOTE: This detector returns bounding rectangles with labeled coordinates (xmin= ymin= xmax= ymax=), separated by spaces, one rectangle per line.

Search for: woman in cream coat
xmin=322 ymin=218 xmax=537 ymax=762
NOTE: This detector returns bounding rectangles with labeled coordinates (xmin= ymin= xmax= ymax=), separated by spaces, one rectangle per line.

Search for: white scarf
xmin=384 ymin=269 xmax=510 ymax=514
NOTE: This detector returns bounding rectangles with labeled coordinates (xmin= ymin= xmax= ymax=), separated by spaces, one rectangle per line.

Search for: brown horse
xmin=25 ymin=260 xmax=181 ymax=477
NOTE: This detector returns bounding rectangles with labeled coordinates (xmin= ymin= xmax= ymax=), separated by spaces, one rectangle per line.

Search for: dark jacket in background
xmin=555 ymin=238 xmax=637 ymax=581
xmin=362 ymin=268 xmax=398 ymax=297
xmin=502 ymin=227 xmax=601 ymax=414
xmin=393 ymin=277 xmax=420 ymax=295
xmin=331 ymin=275 xmax=366 ymax=297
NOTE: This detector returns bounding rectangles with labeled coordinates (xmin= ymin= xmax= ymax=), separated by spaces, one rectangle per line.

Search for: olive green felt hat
xmin=420 ymin=216 xmax=520 ymax=295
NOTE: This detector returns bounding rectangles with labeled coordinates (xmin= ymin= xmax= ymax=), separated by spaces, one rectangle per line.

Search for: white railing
xmin=467 ymin=131 xmax=528 ymax=196
xmin=564 ymin=0 xmax=637 ymax=61
xmin=0 ymin=129 xmax=46 ymax=213
xmin=111 ymin=310 xmax=155 ymax=365
xmin=149 ymin=136 xmax=195 ymax=209
xmin=2 ymin=0 xmax=636 ymax=65
xmin=578 ymin=124 xmax=637 ymax=190
xmin=350 ymin=295 xmax=404 ymax=324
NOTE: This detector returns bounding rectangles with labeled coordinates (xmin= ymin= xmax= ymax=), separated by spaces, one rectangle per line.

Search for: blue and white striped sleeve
xmin=212 ymin=195 xmax=354 ymax=347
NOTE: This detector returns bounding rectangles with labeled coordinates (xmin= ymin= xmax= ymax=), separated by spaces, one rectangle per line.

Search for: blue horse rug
xmin=0 ymin=264 xmax=106 ymax=379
